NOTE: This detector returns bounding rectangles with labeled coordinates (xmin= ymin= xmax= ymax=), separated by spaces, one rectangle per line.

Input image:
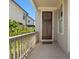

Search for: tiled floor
xmin=27 ymin=42 xmax=69 ymax=59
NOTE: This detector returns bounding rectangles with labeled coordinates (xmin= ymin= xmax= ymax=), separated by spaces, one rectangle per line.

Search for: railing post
xmin=19 ymin=38 xmax=22 ymax=59
xmin=14 ymin=38 xmax=16 ymax=59
xmin=16 ymin=39 xmax=20 ymax=59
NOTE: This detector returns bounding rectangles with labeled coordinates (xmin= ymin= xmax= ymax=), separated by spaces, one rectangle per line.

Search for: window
xmin=23 ymin=13 xmax=25 ymax=20
xmin=28 ymin=20 xmax=30 ymax=23
xmin=23 ymin=15 xmax=25 ymax=20
xmin=59 ymin=18 xmax=63 ymax=33
xmin=58 ymin=4 xmax=64 ymax=34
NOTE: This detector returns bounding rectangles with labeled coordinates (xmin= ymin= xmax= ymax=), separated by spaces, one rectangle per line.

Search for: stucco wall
xmin=54 ymin=0 xmax=69 ymax=55
xmin=35 ymin=10 xmax=41 ymax=41
xmin=9 ymin=0 xmax=27 ymax=25
xmin=54 ymin=10 xmax=58 ymax=41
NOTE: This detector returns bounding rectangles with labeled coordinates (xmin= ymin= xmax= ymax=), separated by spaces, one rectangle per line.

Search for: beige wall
xmin=9 ymin=0 xmax=27 ymax=25
xmin=54 ymin=10 xmax=58 ymax=41
xmin=35 ymin=10 xmax=41 ymax=40
xmin=54 ymin=0 xmax=69 ymax=55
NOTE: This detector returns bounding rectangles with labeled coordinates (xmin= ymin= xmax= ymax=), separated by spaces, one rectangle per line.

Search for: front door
xmin=42 ymin=11 xmax=52 ymax=40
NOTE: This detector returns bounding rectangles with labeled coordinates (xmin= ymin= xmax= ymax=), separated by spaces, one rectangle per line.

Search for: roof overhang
xmin=31 ymin=0 xmax=62 ymax=10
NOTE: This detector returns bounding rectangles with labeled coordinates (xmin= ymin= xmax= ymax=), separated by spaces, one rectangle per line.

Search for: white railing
xmin=9 ymin=32 xmax=38 ymax=59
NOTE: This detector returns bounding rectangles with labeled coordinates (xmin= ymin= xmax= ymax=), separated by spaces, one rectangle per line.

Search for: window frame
xmin=58 ymin=4 xmax=64 ymax=35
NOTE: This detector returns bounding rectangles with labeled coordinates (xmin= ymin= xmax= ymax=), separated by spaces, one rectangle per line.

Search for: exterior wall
xmin=54 ymin=0 xmax=69 ymax=55
xmin=35 ymin=10 xmax=41 ymax=40
xmin=68 ymin=0 xmax=70 ymax=54
xmin=27 ymin=16 xmax=34 ymax=25
xmin=54 ymin=10 xmax=58 ymax=41
xmin=9 ymin=0 xmax=27 ymax=25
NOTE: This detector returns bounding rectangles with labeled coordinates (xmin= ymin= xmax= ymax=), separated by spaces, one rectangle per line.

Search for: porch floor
xmin=27 ymin=42 xmax=69 ymax=59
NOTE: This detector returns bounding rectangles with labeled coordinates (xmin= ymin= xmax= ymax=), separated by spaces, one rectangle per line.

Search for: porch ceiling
xmin=33 ymin=0 xmax=60 ymax=8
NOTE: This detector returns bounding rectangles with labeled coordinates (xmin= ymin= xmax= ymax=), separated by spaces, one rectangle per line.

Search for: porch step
xmin=41 ymin=39 xmax=53 ymax=44
xmin=41 ymin=39 xmax=53 ymax=42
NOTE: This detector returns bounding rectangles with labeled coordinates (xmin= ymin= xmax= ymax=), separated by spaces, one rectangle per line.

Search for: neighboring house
xmin=9 ymin=0 xmax=28 ymax=25
xmin=27 ymin=16 xmax=35 ymax=27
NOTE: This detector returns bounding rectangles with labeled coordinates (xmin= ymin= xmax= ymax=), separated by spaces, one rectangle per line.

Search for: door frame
xmin=42 ymin=11 xmax=52 ymax=40
xmin=41 ymin=11 xmax=54 ymax=42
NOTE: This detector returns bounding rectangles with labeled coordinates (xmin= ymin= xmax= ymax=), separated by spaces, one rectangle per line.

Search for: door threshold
xmin=41 ymin=39 xmax=53 ymax=42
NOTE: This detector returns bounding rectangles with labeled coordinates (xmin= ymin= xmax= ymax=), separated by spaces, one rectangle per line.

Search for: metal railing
xmin=9 ymin=32 xmax=38 ymax=59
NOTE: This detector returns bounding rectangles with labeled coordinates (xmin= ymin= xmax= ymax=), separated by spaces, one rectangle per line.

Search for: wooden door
xmin=42 ymin=11 xmax=52 ymax=40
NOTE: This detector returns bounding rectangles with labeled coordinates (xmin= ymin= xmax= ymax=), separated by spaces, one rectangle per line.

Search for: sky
xmin=15 ymin=0 xmax=36 ymax=20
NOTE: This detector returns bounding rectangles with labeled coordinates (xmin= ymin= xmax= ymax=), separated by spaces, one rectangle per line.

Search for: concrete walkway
xmin=27 ymin=42 xmax=69 ymax=59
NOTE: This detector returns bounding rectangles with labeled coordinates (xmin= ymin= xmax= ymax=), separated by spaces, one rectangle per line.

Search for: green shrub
xmin=9 ymin=19 xmax=35 ymax=36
